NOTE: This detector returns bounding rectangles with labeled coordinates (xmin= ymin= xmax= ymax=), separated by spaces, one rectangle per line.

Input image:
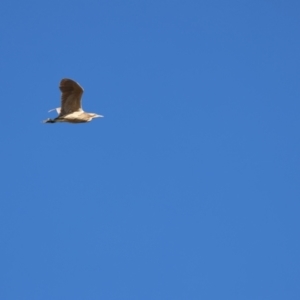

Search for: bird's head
xmin=91 ymin=113 xmax=104 ymax=119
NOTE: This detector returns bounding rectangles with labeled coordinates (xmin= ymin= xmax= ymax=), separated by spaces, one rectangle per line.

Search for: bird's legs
xmin=43 ymin=118 xmax=55 ymax=123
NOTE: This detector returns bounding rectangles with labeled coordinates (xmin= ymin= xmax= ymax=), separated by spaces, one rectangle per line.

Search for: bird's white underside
xmin=49 ymin=108 xmax=87 ymax=117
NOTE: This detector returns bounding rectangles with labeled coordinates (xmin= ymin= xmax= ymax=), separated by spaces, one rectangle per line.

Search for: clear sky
xmin=0 ymin=0 xmax=299 ymax=299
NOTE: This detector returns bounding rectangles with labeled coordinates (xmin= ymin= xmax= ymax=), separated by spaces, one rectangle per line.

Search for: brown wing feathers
xmin=59 ymin=79 xmax=84 ymax=115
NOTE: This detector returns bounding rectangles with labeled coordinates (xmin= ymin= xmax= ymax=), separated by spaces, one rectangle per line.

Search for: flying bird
xmin=43 ymin=78 xmax=103 ymax=123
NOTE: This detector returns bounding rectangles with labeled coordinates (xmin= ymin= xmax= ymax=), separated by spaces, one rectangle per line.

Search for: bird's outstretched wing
xmin=59 ymin=78 xmax=84 ymax=115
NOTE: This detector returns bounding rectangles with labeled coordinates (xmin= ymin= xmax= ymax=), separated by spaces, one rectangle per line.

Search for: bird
xmin=43 ymin=78 xmax=103 ymax=124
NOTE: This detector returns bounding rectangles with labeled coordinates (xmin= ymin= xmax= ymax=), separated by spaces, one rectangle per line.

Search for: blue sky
xmin=0 ymin=0 xmax=299 ymax=299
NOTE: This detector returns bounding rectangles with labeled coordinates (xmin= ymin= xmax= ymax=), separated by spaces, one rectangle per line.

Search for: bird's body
xmin=43 ymin=78 xmax=103 ymax=124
